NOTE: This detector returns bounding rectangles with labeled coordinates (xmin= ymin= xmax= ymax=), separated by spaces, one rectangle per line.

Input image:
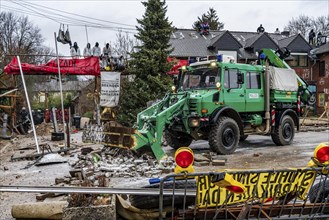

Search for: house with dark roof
xmin=310 ymin=43 xmax=329 ymax=113
xmin=170 ymin=29 xmax=312 ymax=65
xmin=32 ymin=79 xmax=96 ymax=116
xmin=169 ymin=29 xmax=329 ymax=114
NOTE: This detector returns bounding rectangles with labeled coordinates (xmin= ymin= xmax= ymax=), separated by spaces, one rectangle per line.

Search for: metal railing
xmin=156 ymin=167 xmax=329 ymax=219
xmin=1 ymin=167 xmax=328 ymax=219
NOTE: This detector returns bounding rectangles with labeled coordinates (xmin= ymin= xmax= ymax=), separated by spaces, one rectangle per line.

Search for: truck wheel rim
xmin=283 ymin=123 xmax=292 ymax=140
xmin=223 ymin=128 xmax=235 ymax=147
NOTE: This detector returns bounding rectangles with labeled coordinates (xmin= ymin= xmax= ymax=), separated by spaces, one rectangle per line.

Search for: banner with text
xmin=100 ymin=72 xmax=121 ymax=107
xmin=4 ymin=57 xmax=100 ymax=76
xmin=197 ymin=169 xmax=316 ymax=208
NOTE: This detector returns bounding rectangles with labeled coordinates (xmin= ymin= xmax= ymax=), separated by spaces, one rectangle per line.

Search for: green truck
xmin=105 ymin=48 xmax=312 ymax=160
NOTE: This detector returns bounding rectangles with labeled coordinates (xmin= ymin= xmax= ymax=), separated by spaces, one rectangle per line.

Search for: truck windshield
xmin=181 ymin=68 xmax=220 ymax=90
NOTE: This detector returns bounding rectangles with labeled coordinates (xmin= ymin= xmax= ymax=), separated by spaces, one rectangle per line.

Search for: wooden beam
xmin=0 ymin=105 xmax=14 ymax=109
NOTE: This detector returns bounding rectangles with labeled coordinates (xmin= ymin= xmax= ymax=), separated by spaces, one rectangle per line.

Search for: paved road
xmin=183 ymin=130 xmax=329 ymax=170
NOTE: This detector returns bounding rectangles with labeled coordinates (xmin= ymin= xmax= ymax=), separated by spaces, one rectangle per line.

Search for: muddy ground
xmin=0 ymin=119 xmax=328 ymax=220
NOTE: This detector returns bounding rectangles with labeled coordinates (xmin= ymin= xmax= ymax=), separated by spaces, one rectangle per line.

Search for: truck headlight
xmin=171 ymin=85 xmax=176 ymax=92
xmin=189 ymin=118 xmax=200 ymax=127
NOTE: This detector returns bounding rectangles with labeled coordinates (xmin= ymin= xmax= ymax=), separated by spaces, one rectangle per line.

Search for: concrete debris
xmin=62 ymin=147 xmax=175 ymax=187
xmin=212 ymin=159 xmax=226 ymax=166
xmin=63 ymin=205 xmax=116 ymax=220
xmin=194 ymin=154 xmax=210 ymax=162
xmin=26 ymin=122 xmax=53 ymax=137
xmin=194 ymin=161 xmax=209 ymax=167
xmin=36 ymin=193 xmax=55 ymax=201
xmin=35 ymin=153 xmax=68 ymax=166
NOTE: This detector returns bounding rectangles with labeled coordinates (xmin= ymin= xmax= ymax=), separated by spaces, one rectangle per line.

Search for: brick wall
xmin=311 ymin=53 xmax=329 ymax=114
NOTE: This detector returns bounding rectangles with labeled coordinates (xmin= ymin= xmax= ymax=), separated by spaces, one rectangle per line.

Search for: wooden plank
xmin=0 ymin=105 xmax=14 ymax=109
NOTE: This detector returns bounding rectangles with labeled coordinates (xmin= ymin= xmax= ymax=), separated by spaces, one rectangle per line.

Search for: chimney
xmin=281 ymin=30 xmax=290 ymax=37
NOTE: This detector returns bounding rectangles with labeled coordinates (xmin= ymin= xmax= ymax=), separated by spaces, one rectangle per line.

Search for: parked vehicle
xmin=104 ymin=48 xmax=313 ymax=160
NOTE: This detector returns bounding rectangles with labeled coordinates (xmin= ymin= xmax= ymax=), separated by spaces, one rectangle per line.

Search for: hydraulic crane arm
xmin=260 ymin=48 xmax=312 ymax=104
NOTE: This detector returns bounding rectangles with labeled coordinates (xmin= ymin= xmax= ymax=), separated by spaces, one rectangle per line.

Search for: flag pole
xmin=54 ymin=32 xmax=67 ymax=148
xmin=17 ymin=56 xmax=40 ymax=153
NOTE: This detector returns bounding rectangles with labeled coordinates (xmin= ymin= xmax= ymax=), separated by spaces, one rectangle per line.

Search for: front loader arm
xmin=133 ymin=96 xmax=187 ymax=160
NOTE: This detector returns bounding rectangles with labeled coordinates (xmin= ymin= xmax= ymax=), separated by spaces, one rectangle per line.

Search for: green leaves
xmin=117 ymin=0 xmax=174 ymax=126
xmin=192 ymin=7 xmax=224 ymax=31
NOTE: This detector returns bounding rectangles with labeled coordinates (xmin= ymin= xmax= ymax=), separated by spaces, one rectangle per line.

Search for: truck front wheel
xmin=164 ymin=131 xmax=193 ymax=150
xmin=209 ymin=117 xmax=240 ymax=154
xmin=271 ymin=115 xmax=295 ymax=146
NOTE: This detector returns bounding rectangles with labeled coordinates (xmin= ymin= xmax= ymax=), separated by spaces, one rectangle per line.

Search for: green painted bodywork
xmin=129 ymin=49 xmax=309 ymax=160
xmin=261 ymin=48 xmax=310 ymax=104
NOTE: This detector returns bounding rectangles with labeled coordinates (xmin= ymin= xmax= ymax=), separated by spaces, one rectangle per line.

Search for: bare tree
xmin=34 ymin=46 xmax=55 ymax=64
xmin=312 ymin=16 xmax=329 ymax=36
xmin=0 ymin=12 xmax=55 ymax=109
xmin=285 ymin=15 xmax=329 ymax=39
xmin=112 ymin=30 xmax=136 ymax=64
xmin=285 ymin=15 xmax=312 ymax=37
xmin=0 ymin=11 xmax=51 ymax=70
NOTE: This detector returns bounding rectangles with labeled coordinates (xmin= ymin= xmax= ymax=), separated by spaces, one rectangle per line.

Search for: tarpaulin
xmin=167 ymin=57 xmax=188 ymax=75
xmin=4 ymin=57 xmax=100 ymax=76
xmin=269 ymin=66 xmax=298 ymax=91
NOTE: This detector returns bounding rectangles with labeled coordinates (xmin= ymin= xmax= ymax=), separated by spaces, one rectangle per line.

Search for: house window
xmin=287 ymin=55 xmax=308 ymax=67
xmin=246 ymin=72 xmax=261 ymax=89
xmin=224 ymin=69 xmax=240 ymax=89
xmin=319 ymin=61 xmax=325 ymax=77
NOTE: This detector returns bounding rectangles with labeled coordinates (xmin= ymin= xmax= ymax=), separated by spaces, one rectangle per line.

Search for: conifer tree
xmin=193 ymin=8 xmax=224 ymax=31
xmin=117 ymin=0 xmax=174 ymax=126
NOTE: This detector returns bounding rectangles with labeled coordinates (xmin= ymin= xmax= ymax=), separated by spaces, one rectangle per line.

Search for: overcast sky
xmin=1 ymin=0 xmax=328 ymax=56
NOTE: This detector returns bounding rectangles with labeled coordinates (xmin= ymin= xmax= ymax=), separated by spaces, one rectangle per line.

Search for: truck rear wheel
xmin=164 ymin=131 xmax=193 ymax=150
xmin=271 ymin=115 xmax=295 ymax=146
xmin=209 ymin=117 xmax=240 ymax=154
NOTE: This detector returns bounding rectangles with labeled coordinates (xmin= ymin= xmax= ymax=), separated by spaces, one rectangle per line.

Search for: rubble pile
xmin=63 ymin=147 xmax=175 ymax=187
xmin=25 ymin=122 xmax=53 ymax=137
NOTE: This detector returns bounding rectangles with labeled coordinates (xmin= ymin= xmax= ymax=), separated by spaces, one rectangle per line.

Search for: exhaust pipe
xmin=257 ymin=61 xmax=270 ymax=134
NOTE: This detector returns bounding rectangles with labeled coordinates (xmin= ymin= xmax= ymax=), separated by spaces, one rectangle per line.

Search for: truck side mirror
xmin=237 ymin=73 xmax=244 ymax=84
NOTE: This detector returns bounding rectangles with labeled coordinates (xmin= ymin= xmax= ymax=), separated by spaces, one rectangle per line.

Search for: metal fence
xmin=154 ymin=167 xmax=329 ymax=219
xmin=2 ymin=167 xmax=329 ymax=219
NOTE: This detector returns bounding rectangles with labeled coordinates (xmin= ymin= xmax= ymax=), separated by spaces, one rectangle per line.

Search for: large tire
xmin=164 ymin=131 xmax=193 ymax=150
xmin=271 ymin=115 xmax=295 ymax=146
xmin=129 ymin=179 xmax=197 ymax=209
xmin=209 ymin=116 xmax=240 ymax=155
xmin=309 ymin=180 xmax=329 ymax=203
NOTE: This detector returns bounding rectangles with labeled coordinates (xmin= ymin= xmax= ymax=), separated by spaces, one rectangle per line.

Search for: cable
xmin=2 ymin=2 xmax=137 ymax=33
xmin=6 ymin=1 xmax=137 ymax=32
xmin=7 ymin=0 xmax=135 ymax=28
xmin=22 ymin=0 xmax=136 ymax=27
xmin=2 ymin=5 xmax=87 ymax=26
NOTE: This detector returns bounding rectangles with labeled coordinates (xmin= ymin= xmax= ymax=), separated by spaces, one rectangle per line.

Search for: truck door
xmin=245 ymin=71 xmax=264 ymax=112
xmin=223 ymin=69 xmax=245 ymax=112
